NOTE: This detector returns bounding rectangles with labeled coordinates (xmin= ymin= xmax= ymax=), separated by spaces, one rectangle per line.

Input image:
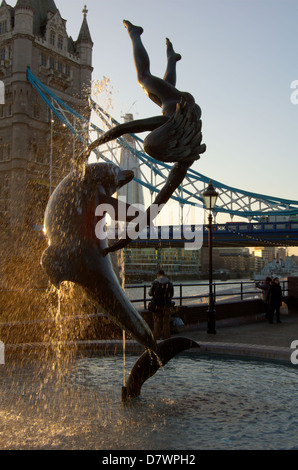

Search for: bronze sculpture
xmin=41 ymin=163 xmax=158 ymax=354
xmin=41 ymin=21 xmax=203 ymax=400
xmin=80 ymin=20 xmax=206 ymax=254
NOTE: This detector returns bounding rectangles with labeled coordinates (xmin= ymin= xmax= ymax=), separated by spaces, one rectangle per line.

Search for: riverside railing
xmin=124 ymin=280 xmax=288 ymax=310
xmin=0 ymin=280 xmax=288 ymax=312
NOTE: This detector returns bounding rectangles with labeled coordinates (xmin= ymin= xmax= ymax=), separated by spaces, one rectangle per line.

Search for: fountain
xmin=1 ymin=21 xmax=298 ymax=450
xmin=41 ymin=20 xmax=204 ymax=400
xmin=1 ymin=353 xmax=298 ymax=449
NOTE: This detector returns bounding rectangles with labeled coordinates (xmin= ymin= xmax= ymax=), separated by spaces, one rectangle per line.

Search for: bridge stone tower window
xmin=49 ymin=30 xmax=55 ymax=46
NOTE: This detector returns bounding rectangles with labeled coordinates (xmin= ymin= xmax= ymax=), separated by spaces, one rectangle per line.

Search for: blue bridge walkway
xmin=108 ymin=221 xmax=298 ymax=248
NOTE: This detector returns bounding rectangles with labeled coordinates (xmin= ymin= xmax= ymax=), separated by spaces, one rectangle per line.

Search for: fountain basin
xmin=0 ymin=349 xmax=297 ymax=450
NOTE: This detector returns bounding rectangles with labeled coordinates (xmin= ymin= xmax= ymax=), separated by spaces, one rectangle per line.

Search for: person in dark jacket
xmin=255 ymin=276 xmax=272 ymax=318
xmin=149 ymin=270 xmax=174 ymax=308
xmin=267 ymin=277 xmax=283 ymax=324
xmin=148 ymin=270 xmax=174 ymax=339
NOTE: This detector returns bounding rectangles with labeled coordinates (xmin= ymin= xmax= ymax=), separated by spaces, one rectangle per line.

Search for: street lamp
xmin=203 ymin=180 xmax=218 ymax=334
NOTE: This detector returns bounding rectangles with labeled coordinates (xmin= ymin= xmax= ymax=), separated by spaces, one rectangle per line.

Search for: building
xmin=252 ymin=247 xmax=276 ymax=263
xmin=124 ymin=246 xmax=201 ymax=282
xmin=117 ymin=113 xmax=144 ymax=207
xmin=201 ymin=246 xmax=255 ymax=277
xmin=218 ymin=247 xmax=254 ymax=275
xmin=0 ymin=0 xmax=93 ymax=228
xmin=0 ymin=0 xmax=93 ymax=288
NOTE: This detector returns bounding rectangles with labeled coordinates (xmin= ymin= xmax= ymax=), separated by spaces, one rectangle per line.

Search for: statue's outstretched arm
xmin=104 ymin=160 xmax=193 ymax=255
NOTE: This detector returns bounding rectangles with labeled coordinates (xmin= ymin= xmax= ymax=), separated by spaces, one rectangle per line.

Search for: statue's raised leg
xmin=163 ymin=38 xmax=181 ymax=86
xmin=123 ymin=20 xmax=182 ymax=111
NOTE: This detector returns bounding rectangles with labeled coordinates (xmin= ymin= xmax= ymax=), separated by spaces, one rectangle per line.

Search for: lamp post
xmin=203 ymin=180 xmax=218 ymax=334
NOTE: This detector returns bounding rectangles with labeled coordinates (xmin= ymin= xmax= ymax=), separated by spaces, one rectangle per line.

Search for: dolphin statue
xmin=41 ymin=161 xmax=200 ymax=399
xmin=41 ymin=162 xmax=158 ymax=354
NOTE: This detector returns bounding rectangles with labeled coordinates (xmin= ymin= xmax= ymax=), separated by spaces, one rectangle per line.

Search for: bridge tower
xmin=0 ymin=0 xmax=93 ymax=288
xmin=0 ymin=0 xmax=93 ymax=228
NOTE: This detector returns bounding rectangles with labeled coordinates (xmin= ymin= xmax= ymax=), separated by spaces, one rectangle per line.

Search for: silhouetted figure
xmin=267 ymin=277 xmax=283 ymax=324
xmin=255 ymin=276 xmax=272 ymax=318
xmin=148 ymin=270 xmax=174 ymax=339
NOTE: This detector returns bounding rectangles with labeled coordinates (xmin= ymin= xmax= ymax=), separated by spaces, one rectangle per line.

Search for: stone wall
xmin=141 ymin=298 xmax=265 ymax=330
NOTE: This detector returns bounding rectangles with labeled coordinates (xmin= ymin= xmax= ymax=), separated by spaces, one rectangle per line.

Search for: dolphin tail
xmin=123 ymin=337 xmax=199 ymax=400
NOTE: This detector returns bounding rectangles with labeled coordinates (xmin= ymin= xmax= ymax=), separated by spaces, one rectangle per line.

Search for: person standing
xmin=148 ymin=270 xmax=174 ymax=339
xmin=267 ymin=277 xmax=283 ymax=324
xmin=255 ymin=276 xmax=272 ymax=319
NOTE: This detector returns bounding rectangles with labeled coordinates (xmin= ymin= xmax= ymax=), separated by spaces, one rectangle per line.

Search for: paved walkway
xmin=5 ymin=311 xmax=298 ymax=364
xmin=180 ymin=312 xmax=298 ymax=363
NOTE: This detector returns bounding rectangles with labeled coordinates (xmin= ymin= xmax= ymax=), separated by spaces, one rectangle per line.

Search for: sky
xmin=54 ymin=0 xmax=298 ymax=205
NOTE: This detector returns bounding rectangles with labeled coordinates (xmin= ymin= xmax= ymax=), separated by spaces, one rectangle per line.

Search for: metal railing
xmin=125 ymin=280 xmax=288 ymax=310
xmin=0 ymin=280 xmax=288 ymax=312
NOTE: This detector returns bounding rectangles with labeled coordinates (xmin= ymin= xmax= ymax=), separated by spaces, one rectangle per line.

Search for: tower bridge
xmin=26 ymin=68 xmax=298 ymax=248
xmin=0 ymin=1 xmax=295 ymax=290
xmin=119 ymin=221 xmax=298 ymax=248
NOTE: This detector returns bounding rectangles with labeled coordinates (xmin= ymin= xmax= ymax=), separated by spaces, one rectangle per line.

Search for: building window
xmin=33 ymin=104 xmax=40 ymax=119
xmin=57 ymin=61 xmax=63 ymax=73
xmin=3 ymin=190 xmax=8 ymax=211
xmin=0 ymin=48 xmax=5 ymax=61
xmin=40 ymin=53 xmax=47 ymax=67
xmin=5 ymin=143 xmax=10 ymax=160
xmin=58 ymin=35 xmax=63 ymax=50
xmin=49 ymin=30 xmax=55 ymax=46
xmin=36 ymin=148 xmax=45 ymax=164
xmin=32 ymin=139 xmax=37 ymax=159
xmin=65 ymin=64 xmax=70 ymax=76
xmin=6 ymin=103 xmax=12 ymax=116
xmin=0 ymin=20 xmax=7 ymax=35
xmin=0 ymin=141 xmax=11 ymax=161
xmin=49 ymin=57 xmax=54 ymax=69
